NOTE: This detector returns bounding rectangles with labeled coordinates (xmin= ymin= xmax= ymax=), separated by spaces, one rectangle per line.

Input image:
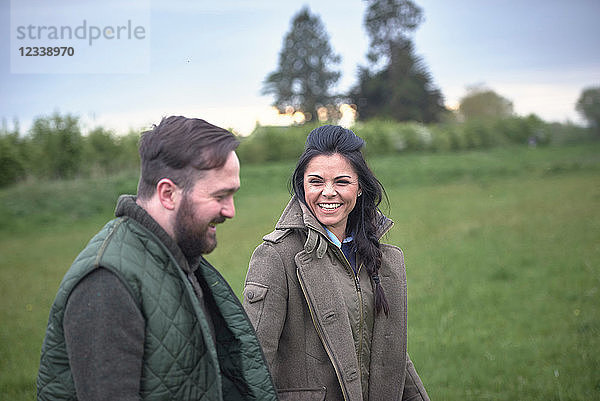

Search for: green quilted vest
xmin=37 ymin=214 xmax=277 ymax=401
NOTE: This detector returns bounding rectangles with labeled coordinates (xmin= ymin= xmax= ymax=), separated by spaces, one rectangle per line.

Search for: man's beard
xmin=174 ymin=195 xmax=224 ymax=259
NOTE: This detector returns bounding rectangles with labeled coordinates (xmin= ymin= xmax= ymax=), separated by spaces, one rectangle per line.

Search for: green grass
xmin=1 ymin=143 xmax=599 ymax=400
xmin=390 ymin=174 xmax=599 ymax=400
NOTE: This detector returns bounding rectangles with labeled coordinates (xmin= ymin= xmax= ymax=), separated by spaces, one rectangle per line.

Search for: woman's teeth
xmin=319 ymin=203 xmax=341 ymax=210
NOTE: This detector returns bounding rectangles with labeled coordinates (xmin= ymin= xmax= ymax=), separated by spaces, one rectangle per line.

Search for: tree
xmin=351 ymin=40 xmax=445 ymax=122
xmin=458 ymin=85 xmax=514 ymax=121
xmin=262 ymin=6 xmax=341 ymax=122
xmin=351 ymin=0 xmax=445 ymax=123
xmin=29 ymin=113 xmax=83 ymax=179
xmin=83 ymin=127 xmax=122 ymax=175
xmin=0 ymin=119 xmax=26 ymax=187
xmin=576 ymin=86 xmax=600 ymax=134
xmin=363 ymin=0 xmax=423 ymax=67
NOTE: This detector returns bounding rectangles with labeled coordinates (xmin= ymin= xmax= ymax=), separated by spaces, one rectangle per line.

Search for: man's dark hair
xmin=137 ymin=116 xmax=239 ymax=200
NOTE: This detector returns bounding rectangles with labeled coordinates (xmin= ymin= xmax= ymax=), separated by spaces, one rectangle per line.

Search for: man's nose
xmin=221 ymin=197 xmax=235 ymax=219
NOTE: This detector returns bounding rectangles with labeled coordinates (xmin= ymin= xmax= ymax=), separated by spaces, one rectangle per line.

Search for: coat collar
xmin=275 ymin=196 xmax=395 ymax=241
xmin=115 ymin=195 xmax=200 ymax=275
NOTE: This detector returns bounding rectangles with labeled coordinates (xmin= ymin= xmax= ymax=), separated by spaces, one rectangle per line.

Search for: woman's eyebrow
xmin=307 ymin=174 xmax=354 ymax=179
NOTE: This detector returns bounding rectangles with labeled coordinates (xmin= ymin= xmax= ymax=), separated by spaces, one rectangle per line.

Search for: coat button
xmin=247 ymin=290 xmax=255 ymax=300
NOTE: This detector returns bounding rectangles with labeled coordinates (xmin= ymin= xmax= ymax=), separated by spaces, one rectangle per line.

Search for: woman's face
xmin=303 ymin=153 xmax=360 ymax=241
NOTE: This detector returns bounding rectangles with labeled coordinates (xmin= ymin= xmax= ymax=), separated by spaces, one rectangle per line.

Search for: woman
xmin=243 ymin=125 xmax=429 ymax=401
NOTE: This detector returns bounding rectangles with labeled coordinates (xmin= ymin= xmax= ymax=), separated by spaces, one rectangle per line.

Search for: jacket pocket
xmin=243 ymin=282 xmax=268 ymax=329
xmin=277 ymin=387 xmax=326 ymax=401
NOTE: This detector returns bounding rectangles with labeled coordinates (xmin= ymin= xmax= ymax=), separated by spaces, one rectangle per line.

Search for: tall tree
xmin=363 ymin=0 xmax=423 ymax=67
xmin=352 ymin=40 xmax=444 ymax=122
xmin=262 ymin=7 xmax=341 ymax=121
xmin=351 ymin=0 xmax=445 ymax=123
xmin=576 ymin=86 xmax=600 ymax=135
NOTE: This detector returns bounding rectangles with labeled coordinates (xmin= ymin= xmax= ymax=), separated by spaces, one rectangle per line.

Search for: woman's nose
xmin=322 ymin=182 xmax=336 ymax=196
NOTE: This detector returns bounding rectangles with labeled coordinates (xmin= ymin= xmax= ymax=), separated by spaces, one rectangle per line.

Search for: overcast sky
xmin=2 ymin=0 xmax=599 ymax=135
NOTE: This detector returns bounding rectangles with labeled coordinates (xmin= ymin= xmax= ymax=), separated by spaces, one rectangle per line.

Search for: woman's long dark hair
xmin=291 ymin=125 xmax=390 ymax=316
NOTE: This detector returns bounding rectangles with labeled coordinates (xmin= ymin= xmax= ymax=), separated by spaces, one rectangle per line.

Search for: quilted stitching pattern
xmin=37 ymin=218 xmax=219 ymax=400
xmin=37 ymin=213 xmax=277 ymax=400
xmin=198 ymin=262 xmax=278 ymax=401
xmin=37 ymin=220 xmax=119 ymax=401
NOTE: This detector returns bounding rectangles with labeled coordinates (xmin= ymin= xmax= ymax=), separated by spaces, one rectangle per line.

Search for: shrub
xmin=493 ymin=114 xmax=546 ymax=145
xmin=429 ymin=124 xmax=453 ymax=152
xmin=353 ymin=120 xmax=433 ymax=154
xmin=0 ymin=134 xmax=26 ymax=187
xmin=396 ymin=122 xmax=432 ymax=151
xmin=29 ymin=113 xmax=83 ymax=179
xmin=237 ymin=124 xmax=314 ymax=164
xmin=353 ymin=119 xmax=398 ymax=155
xmin=545 ymin=122 xmax=596 ymax=145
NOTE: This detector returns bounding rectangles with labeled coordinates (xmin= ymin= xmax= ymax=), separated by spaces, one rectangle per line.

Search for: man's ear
xmin=156 ymin=178 xmax=180 ymax=211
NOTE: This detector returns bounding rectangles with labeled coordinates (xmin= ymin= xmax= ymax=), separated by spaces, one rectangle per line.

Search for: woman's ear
xmin=156 ymin=178 xmax=180 ymax=211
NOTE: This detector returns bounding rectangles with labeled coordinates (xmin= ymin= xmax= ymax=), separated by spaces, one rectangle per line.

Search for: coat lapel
xmin=280 ymin=196 xmax=406 ymax=401
xmin=295 ymin=248 xmax=363 ymax=401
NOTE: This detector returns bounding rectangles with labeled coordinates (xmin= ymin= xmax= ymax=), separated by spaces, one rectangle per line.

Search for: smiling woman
xmin=243 ymin=125 xmax=430 ymax=401
xmin=303 ymin=153 xmax=360 ymax=241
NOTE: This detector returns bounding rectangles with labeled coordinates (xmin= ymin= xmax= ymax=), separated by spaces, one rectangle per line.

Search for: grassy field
xmin=1 ymin=143 xmax=599 ymax=400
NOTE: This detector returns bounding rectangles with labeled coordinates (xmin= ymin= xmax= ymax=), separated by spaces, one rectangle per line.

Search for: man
xmin=37 ymin=116 xmax=278 ymax=401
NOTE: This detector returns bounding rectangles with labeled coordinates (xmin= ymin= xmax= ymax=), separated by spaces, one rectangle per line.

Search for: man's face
xmin=174 ymin=151 xmax=240 ymax=259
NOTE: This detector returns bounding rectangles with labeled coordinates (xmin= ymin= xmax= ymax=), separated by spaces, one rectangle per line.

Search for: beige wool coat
xmin=243 ymin=197 xmax=430 ymax=401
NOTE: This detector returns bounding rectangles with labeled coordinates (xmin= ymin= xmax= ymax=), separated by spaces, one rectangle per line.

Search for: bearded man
xmin=37 ymin=116 xmax=277 ymax=401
